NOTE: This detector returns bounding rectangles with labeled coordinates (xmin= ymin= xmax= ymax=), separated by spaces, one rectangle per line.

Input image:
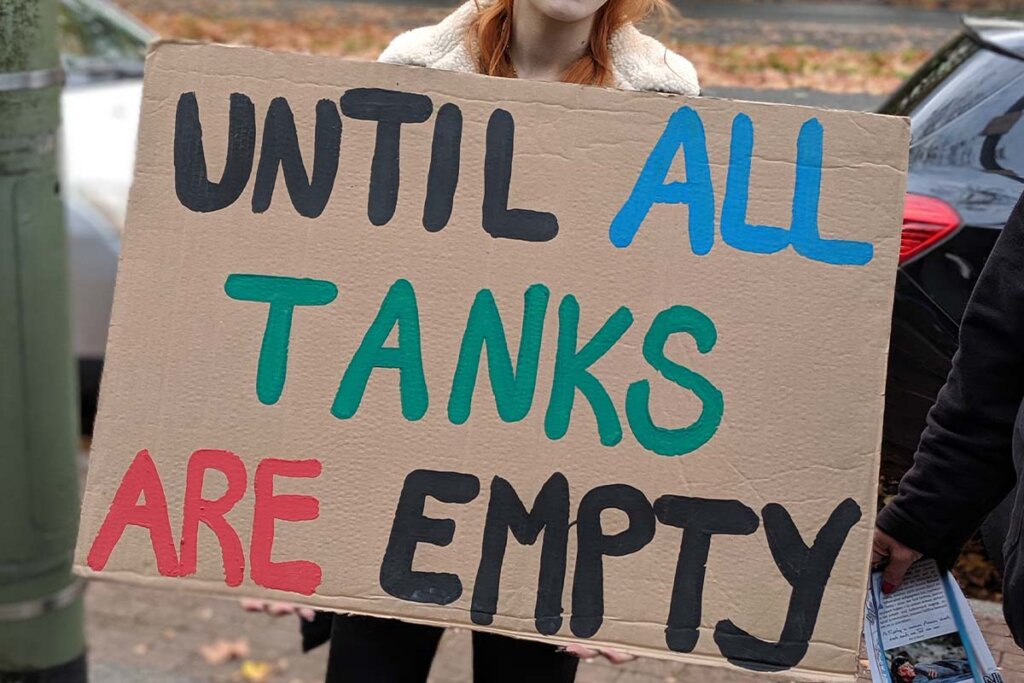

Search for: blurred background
xmin=5 ymin=0 xmax=1024 ymax=680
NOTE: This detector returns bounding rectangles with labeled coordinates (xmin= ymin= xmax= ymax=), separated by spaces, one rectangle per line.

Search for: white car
xmin=59 ymin=0 xmax=150 ymax=431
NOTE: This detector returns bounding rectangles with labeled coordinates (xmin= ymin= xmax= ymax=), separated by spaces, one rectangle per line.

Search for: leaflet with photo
xmin=864 ymin=559 xmax=1001 ymax=683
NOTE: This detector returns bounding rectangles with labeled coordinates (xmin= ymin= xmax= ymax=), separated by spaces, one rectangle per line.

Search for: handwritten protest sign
xmin=75 ymin=42 xmax=909 ymax=680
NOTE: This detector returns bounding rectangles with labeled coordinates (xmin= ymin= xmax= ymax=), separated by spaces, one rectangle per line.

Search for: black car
xmin=879 ymin=17 xmax=1024 ymax=560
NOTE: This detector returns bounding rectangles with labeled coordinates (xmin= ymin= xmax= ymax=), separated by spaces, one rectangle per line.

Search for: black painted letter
xmin=423 ymin=103 xmax=462 ymax=232
xmin=713 ymin=498 xmax=862 ymax=671
xmin=471 ymin=474 xmax=569 ymax=635
xmin=654 ymin=496 xmax=759 ymax=653
xmin=380 ymin=469 xmax=480 ymax=605
xmin=174 ymin=92 xmax=255 ymax=212
xmin=251 ymin=98 xmax=341 ymax=218
xmin=340 ymin=88 xmax=433 ymax=226
xmin=570 ymin=484 xmax=655 ymax=638
xmin=483 ymin=109 xmax=559 ymax=242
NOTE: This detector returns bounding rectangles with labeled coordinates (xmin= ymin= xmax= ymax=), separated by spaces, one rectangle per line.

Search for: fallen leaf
xmin=240 ymin=660 xmax=273 ymax=683
xmin=200 ymin=638 xmax=251 ymax=666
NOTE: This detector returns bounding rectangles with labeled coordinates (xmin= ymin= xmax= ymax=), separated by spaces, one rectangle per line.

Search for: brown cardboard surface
xmin=75 ymin=42 xmax=909 ymax=681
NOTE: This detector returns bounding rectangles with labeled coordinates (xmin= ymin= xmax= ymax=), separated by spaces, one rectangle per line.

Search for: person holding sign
xmin=378 ymin=0 xmax=699 ymax=91
xmin=308 ymin=0 xmax=699 ymax=680
xmin=874 ymin=192 xmax=1024 ymax=647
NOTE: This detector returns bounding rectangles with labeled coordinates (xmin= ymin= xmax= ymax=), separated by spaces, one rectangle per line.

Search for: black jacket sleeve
xmin=877 ymin=191 xmax=1024 ymax=566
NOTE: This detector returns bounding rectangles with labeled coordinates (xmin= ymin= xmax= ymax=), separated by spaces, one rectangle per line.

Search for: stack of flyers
xmin=864 ymin=559 xmax=1002 ymax=683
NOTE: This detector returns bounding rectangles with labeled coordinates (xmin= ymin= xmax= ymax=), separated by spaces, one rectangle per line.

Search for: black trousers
xmin=325 ymin=614 xmax=579 ymax=683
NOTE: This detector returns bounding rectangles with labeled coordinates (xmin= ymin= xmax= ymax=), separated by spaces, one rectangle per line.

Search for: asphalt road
xmin=226 ymin=0 xmax=962 ymax=50
xmin=672 ymin=0 xmax=960 ymax=28
xmin=333 ymin=0 xmax=960 ymax=27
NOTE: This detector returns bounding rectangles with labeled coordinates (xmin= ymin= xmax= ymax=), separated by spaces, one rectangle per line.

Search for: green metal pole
xmin=0 ymin=0 xmax=87 ymax=680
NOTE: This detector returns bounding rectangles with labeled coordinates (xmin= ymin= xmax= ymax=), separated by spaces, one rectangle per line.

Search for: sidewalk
xmin=84 ymin=579 xmax=1023 ymax=683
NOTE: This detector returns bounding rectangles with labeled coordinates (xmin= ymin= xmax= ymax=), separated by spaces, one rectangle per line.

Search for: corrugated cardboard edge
xmin=847 ymin=112 xmax=911 ymax=683
xmin=865 ymin=152 xmax=910 ymax=683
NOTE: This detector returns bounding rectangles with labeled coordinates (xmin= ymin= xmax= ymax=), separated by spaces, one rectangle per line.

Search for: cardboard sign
xmin=75 ymin=42 xmax=909 ymax=680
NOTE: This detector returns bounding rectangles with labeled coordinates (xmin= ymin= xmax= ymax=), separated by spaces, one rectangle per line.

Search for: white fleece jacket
xmin=378 ymin=1 xmax=700 ymax=96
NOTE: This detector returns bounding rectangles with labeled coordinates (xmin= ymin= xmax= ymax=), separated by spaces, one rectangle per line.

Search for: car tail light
xmin=900 ymin=193 xmax=961 ymax=264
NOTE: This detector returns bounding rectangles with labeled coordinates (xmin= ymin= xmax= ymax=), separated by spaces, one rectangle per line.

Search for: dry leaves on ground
xmin=680 ymin=43 xmax=929 ymax=94
xmin=134 ymin=10 xmax=398 ymax=60
xmin=132 ymin=9 xmax=930 ymax=94
xmin=954 ymin=538 xmax=1004 ymax=602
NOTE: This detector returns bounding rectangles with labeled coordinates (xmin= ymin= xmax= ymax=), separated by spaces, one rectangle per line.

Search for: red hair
xmin=472 ymin=0 xmax=669 ymax=86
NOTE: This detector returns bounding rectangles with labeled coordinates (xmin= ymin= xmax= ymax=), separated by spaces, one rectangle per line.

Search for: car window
xmin=904 ymin=43 xmax=1024 ymax=183
xmin=979 ymin=94 xmax=1024 ymax=182
xmin=910 ymin=47 xmax=1024 ymax=146
xmin=881 ymin=36 xmax=979 ymax=117
xmin=59 ymin=0 xmax=150 ymax=80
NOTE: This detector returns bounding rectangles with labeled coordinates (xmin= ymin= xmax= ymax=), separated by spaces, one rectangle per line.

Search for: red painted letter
xmin=179 ymin=449 xmax=247 ymax=586
xmin=87 ymin=449 xmax=181 ymax=576
xmin=250 ymin=458 xmax=323 ymax=595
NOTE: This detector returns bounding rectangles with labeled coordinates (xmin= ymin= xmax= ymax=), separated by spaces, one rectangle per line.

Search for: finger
xmin=881 ymin=550 xmax=916 ymax=593
xmin=269 ymin=601 xmax=295 ymax=616
xmin=297 ymin=607 xmax=316 ymax=622
xmin=563 ymin=644 xmax=600 ymax=659
xmin=871 ymin=532 xmax=892 ymax=568
xmin=601 ymin=649 xmax=636 ymax=664
xmin=240 ymin=598 xmax=266 ymax=612
xmin=871 ymin=541 xmax=887 ymax=568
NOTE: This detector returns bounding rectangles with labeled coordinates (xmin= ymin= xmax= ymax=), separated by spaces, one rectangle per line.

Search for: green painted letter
xmin=448 ymin=284 xmax=549 ymax=425
xmin=544 ymin=296 xmax=632 ymax=446
xmin=332 ymin=279 xmax=428 ymax=421
xmin=626 ymin=306 xmax=723 ymax=456
xmin=224 ymin=274 xmax=338 ymax=406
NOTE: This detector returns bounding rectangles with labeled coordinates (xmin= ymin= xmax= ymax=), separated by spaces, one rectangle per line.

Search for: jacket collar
xmin=378 ymin=0 xmax=700 ymax=96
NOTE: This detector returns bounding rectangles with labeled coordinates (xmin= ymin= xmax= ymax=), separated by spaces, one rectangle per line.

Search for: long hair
xmin=472 ymin=0 xmax=670 ymax=86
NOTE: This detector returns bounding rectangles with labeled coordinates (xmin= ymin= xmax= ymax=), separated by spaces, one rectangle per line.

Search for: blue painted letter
xmin=790 ymin=119 xmax=873 ymax=266
xmin=721 ymin=114 xmax=791 ymax=254
xmin=609 ymin=107 xmax=715 ymax=254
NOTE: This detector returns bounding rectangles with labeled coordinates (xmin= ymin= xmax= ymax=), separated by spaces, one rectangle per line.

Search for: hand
xmin=563 ymin=644 xmax=636 ymax=664
xmin=871 ymin=527 xmax=922 ymax=594
xmin=240 ymin=598 xmax=316 ymax=622
xmin=928 ymin=672 xmax=939 ymax=679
